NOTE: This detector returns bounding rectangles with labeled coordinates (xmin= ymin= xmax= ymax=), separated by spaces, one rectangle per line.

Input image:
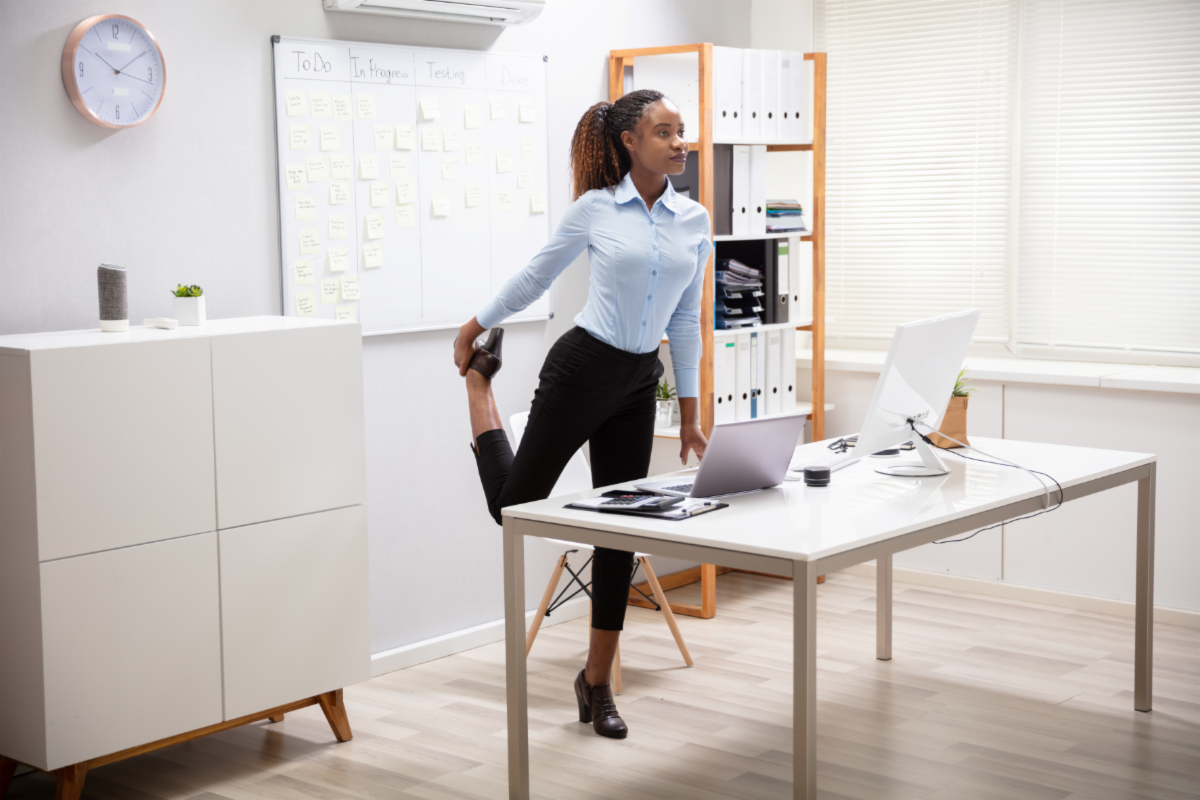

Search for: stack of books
xmin=715 ymin=259 xmax=764 ymax=330
xmin=766 ymin=199 xmax=807 ymax=233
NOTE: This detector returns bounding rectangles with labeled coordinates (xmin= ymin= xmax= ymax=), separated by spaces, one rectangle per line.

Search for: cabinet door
xmin=40 ymin=534 xmax=223 ymax=770
xmin=210 ymin=325 xmax=366 ymax=529
xmin=31 ymin=340 xmax=216 ymax=561
xmin=219 ymin=505 xmax=370 ymax=720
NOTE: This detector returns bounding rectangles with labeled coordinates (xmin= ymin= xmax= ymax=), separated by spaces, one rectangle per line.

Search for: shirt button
xmin=652 ymin=270 xmax=658 ymax=276
xmin=641 ymin=321 xmax=647 ymax=326
xmin=652 ymin=245 xmax=658 ymax=250
xmin=647 ymin=295 xmax=653 ymax=300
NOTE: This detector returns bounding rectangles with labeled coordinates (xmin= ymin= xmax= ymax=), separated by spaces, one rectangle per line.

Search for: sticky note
xmin=443 ymin=128 xmax=461 ymax=152
xmin=465 ymin=184 xmax=483 ymax=208
xmin=363 ymin=241 xmax=384 ymax=269
xmin=497 ymin=189 xmax=513 ymax=213
xmin=374 ymin=123 xmax=394 ymax=150
xmin=306 ymin=155 xmax=328 ymax=183
xmin=328 ymin=214 xmax=349 ymax=240
xmin=293 ymin=260 xmax=314 ymax=285
xmin=465 ymin=141 xmax=483 ymax=166
xmin=285 ymin=89 xmax=306 ymax=117
xmin=490 ymin=94 xmax=507 ymax=120
xmin=360 ymin=154 xmax=379 ymax=180
xmin=390 ymin=154 xmax=409 ymax=179
xmin=396 ymin=204 xmax=415 ymax=228
xmin=517 ymin=168 xmax=532 ymax=189
xmin=319 ymin=125 xmax=341 ymax=151
xmin=299 ymin=228 xmax=321 ymax=254
xmin=296 ymin=290 xmax=317 ymax=317
xmin=335 ymin=305 xmax=356 ymax=321
xmin=370 ymin=181 xmax=390 ymax=208
xmin=328 ymin=247 xmax=348 ymax=273
xmin=418 ymin=94 xmax=441 ymax=121
xmin=395 ymin=180 xmax=416 ymax=205
xmin=329 ymin=180 xmax=351 ymax=205
xmin=431 ymin=193 xmax=450 ymax=217
xmin=320 ymin=278 xmax=340 ymax=305
xmin=357 ymin=93 xmax=376 ymax=118
xmin=464 ymin=104 xmax=482 ymax=129
xmin=521 ymin=137 xmax=536 ymax=160
xmin=495 ymin=151 xmax=513 ymax=174
xmin=365 ymin=213 xmax=385 ymax=240
xmin=442 ymin=154 xmax=460 ymax=182
xmin=310 ymin=91 xmax=331 ymax=117
xmin=530 ymin=192 xmax=546 ymax=213
xmin=285 ymin=163 xmax=307 ymax=191
xmin=330 ymin=153 xmax=351 ymax=180
xmin=395 ymin=124 xmax=415 ymax=150
xmin=295 ymin=195 xmax=316 ymax=221
xmin=340 ymin=275 xmax=360 ymax=301
xmin=519 ymin=99 xmax=536 ymax=123
xmin=333 ymin=95 xmax=353 ymax=120
xmin=421 ymin=126 xmax=441 ymax=152
xmin=289 ymin=123 xmax=310 ymax=150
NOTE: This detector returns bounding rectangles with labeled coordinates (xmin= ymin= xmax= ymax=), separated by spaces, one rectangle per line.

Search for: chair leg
xmin=526 ymin=555 xmax=567 ymax=656
xmin=612 ymin=643 xmax=622 ymax=695
xmin=639 ymin=557 xmax=695 ymax=667
xmin=54 ymin=762 xmax=88 ymax=800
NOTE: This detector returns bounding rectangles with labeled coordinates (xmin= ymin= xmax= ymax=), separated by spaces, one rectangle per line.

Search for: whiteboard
xmin=272 ymin=37 xmax=552 ymax=335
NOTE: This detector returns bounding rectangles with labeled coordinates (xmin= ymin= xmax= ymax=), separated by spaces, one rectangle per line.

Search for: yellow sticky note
xmin=328 ymin=214 xmax=349 ymax=240
xmin=285 ymin=163 xmax=307 ymax=191
xmin=296 ymin=290 xmax=317 ymax=317
xmin=306 ymin=155 xmax=328 ymax=183
xmin=370 ymin=181 xmax=390 ymax=208
xmin=395 ymin=180 xmax=416 ymax=205
xmin=495 ymin=151 xmax=513 ymax=174
xmin=465 ymin=184 xmax=483 ymax=208
xmin=320 ymin=278 xmax=340 ymax=305
xmin=357 ymin=93 xmax=376 ymax=118
xmin=421 ymin=126 xmax=441 ymax=152
xmin=360 ymin=154 xmax=379 ymax=180
xmin=340 ymin=275 xmax=360 ymax=301
xmin=517 ymin=168 xmax=532 ymax=189
xmin=465 ymin=141 xmax=483 ymax=166
xmin=310 ymin=91 xmax=331 ymax=118
xmin=418 ymin=94 xmax=441 ymax=121
xmin=329 ymin=180 xmax=351 ymax=205
xmin=390 ymin=154 xmax=409 ymax=179
xmin=464 ymin=105 xmax=482 ymax=129
xmin=333 ymin=95 xmax=353 ymax=120
xmin=285 ymin=89 xmax=306 ymax=117
xmin=530 ymin=192 xmax=546 ymax=214
xmin=395 ymin=124 xmax=415 ymax=150
xmin=442 ymin=154 xmax=460 ymax=182
xmin=443 ymin=128 xmax=461 ymax=152
xmin=295 ymin=195 xmax=316 ymax=221
xmin=497 ymin=189 xmax=514 ymax=213
xmin=299 ymin=228 xmax=321 ymax=254
xmin=293 ymin=260 xmax=314 ymax=285
xmin=374 ymin=123 xmax=394 ymax=150
xmin=289 ymin=123 xmax=310 ymax=150
xmin=328 ymin=247 xmax=348 ymax=273
xmin=330 ymin=153 xmax=351 ymax=180
xmin=396 ymin=204 xmax=415 ymax=228
xmin=365 ymin=213 xmax=385 ymax=240
xmin=521 ymin=137 xmax=536 ymax=160
xmin=490 ymin=94 xmax=507 ymax=120
xmin=363 ymin=241 xmax=384 ymax=269
xmin=319 ymin=124 xmax=341 ymax=151
xmin=335 ymin=304 xmax=356 ymax=321
xmin=519 ymin=99 xmax=536 ymax=123
xmin=431 ymin=193 xmax=450 ymax=217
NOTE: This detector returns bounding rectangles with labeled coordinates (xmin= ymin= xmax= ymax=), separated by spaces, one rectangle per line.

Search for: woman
xmin=454 ymin=89 xmax=711 ymax=739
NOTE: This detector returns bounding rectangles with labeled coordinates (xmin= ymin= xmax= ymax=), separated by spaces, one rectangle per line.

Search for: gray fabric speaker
xmin=97 ymin=263 xmax=128 ymax=332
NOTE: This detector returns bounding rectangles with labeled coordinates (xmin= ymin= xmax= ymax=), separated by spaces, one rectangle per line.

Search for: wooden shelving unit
xmin=610 ymin=44 xmax=827 ymax=619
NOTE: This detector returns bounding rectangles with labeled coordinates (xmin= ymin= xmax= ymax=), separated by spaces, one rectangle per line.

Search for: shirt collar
xmin=613 ymin=171 xmax=680 ymax=215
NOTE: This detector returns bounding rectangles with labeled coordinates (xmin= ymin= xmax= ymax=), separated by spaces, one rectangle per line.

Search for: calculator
xmin=600 ymin=494 xmax=684 ymax=511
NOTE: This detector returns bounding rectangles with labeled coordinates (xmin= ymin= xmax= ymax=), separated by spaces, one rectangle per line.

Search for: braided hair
xmin=570 ymin=89 xmax=666 ymax=200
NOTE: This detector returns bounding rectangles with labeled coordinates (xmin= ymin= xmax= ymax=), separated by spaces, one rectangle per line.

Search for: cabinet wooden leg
xmin=54 ymin=762 xmax=88 ymax=800
xmin=317 ymin=689 xmax=353 ymax=742
xmin=1 ymin=756 xmax=18 ymax=797
xmin=268 ymin=713 xmax=285 ymax=723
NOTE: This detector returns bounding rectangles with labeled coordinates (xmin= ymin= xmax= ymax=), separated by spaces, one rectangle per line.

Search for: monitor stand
xmin=875 ymin=437 xmax=949 ymax=478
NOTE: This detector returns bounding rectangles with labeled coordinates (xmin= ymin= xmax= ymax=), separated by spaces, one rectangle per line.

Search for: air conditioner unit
xmin=323 ymin=0 xmax=544 ymax=26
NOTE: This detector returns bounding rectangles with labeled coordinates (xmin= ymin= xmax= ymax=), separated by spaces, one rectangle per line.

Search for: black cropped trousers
xmin=473 ymin=326 xmax=663 ymax=631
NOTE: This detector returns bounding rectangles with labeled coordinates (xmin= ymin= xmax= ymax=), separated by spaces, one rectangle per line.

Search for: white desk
xmin=499 ymin=438 xmax=1157 ymax=800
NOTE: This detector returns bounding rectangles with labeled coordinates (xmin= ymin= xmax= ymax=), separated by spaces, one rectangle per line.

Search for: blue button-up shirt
xmin=475 ymin=172 xmax=713 ymax=397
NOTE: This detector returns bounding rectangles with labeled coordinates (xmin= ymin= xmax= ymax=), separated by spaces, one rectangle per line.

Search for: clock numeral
xmin=112 ymin=22 xmax=119 ymax=39
xmin=148 ymin=66 xmax=153 ymax=82
xmin=78 ymin=62 xmax=84 ymax=77
xmin=115 ymin=105 xmax=120 ymax=121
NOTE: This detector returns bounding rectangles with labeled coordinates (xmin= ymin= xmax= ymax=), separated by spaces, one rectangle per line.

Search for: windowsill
xmin=796 ymin=349 xmax=1200 ymax=395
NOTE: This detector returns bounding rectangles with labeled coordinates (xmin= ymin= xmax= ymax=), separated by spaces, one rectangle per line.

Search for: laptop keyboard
xmin=661 ymin=483 xmax=694 ymax=493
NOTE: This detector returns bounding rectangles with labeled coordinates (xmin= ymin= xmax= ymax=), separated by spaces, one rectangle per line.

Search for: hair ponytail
xmin=570 ymin=89 xmax=666 ymax=199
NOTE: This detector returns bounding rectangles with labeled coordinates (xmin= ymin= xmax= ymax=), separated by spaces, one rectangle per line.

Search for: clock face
xmin=63 ymin=16 xmax=165 ymax=128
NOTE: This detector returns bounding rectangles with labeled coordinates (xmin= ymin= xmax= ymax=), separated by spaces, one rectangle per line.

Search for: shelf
xmin=714 ymin=231 xmax=809 ymax=242
xmin=713 ymin=139 xmax=814 ymax=147
xmin=653 ymin=403 xmax=837 ymax=440
xmin=714 ymin=321 xmax=812 ymax=339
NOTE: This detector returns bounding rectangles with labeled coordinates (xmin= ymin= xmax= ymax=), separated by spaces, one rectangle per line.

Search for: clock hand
xmin=79 ymin=45 xmax=121 ymax=74
xmin=116 ymin=71 xmax=154 ymax=86
xmin=116 ymin=48 xmax=151 ymax=73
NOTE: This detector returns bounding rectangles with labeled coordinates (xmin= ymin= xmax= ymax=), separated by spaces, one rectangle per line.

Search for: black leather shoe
xmin=575 ymin=669 xmax=628 ymax=739
xmin=468 ymin=327 xmax=504 ymax=379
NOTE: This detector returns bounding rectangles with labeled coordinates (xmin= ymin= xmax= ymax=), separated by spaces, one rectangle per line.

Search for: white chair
xmin=509 ymin=411 xmax=693 ymax=692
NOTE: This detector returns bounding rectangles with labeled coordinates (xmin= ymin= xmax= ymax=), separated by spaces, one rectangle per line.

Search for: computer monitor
xmin=854 ymin=309 xmax=980 ymax=477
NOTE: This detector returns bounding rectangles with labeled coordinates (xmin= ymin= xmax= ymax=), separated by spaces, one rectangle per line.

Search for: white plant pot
xmin=173 ymin=296 xmax=206 ymax=326
xmin=655 ymin=400 xmax=674 ymax=429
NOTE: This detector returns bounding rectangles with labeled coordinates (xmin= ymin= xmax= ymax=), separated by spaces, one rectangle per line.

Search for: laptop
xmin=635 ymin=414 xmax=809 ymax=498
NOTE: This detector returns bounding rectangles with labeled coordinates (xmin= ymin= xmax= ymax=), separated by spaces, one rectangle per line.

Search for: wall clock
xmin=61 ymin=15 xmax=166 ymax=129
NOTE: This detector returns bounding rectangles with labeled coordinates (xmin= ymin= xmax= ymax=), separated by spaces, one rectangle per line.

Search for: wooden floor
xmin=9 ymin=572 xmax=1199 ymax=799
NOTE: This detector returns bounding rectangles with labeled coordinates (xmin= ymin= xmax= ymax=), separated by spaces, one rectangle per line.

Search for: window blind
xmin=816 ymin=0 xmax=1019 ymax=342
xmin=1016 ymin=0 xmax=1200 ymax=357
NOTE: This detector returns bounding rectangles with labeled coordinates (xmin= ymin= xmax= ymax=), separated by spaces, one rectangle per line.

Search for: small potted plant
xmin=655 ymin=380 xmax=677 ymax=429
xmin=172 ymin=284 xmax=205 ymax=326
xmin=930 ymin=367 xmax=974 ymax=447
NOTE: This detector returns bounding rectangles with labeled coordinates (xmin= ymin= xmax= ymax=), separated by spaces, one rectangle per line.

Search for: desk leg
xmin=876 ymin=554 xmax=892 ymax=661
xmin=1135 ymin=463 xmax=1156 ymax=712
xmin=503 ymin=519 xmax=530 ymax=799
xmin=794 ymin=560 xmax=818 ymax=800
